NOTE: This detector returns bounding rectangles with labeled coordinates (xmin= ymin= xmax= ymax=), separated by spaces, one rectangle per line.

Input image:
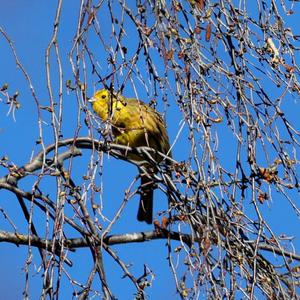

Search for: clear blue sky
xmin=1 ymin=1 xmax=300 ymax=299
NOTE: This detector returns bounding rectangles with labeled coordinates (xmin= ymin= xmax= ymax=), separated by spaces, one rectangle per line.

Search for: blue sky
xmin=1 ymin=1 xmax=300 ymax=299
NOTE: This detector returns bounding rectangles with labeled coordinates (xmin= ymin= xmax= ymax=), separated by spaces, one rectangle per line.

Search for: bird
xmin=89 ymin=89 xmax=171 ymax=224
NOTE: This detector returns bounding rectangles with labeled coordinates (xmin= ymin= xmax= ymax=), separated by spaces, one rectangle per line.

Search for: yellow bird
xmin=89 ymin=89 xmax=171 ymax=224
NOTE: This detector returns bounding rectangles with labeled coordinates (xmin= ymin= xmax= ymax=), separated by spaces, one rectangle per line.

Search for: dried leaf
xmin=165 ymin=49 xmax=174 ymax=61
xmin=189 ymin=0 xmax=205 ymax=10
xmin=194 ymin=26 xmax=201 ymax=34
xmin=248 ymin=82 xmax=254 ymax=89
xmin=161 ymin=216 xmax=170 ymax=228
xmin=291 ymin=266 xmax=300 ymax=273
xmin=205 ymin=22 xmax=212 ymax=42
xmin=283 ymin=63 xmax=294 ymax=73
xmin=212 ymin=117 xmax=223 ymax=123
xmin=258 ymin=167 xmax=278 ymax=183
xmin=258 ymin=192 xmax=268 ymax=204
xmin=202 ymin=236 xmax=211 ymax=255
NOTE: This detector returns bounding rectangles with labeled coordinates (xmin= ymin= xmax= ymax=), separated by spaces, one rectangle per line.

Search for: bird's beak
xmin=88 ymin=97 xmax=96 ymax=103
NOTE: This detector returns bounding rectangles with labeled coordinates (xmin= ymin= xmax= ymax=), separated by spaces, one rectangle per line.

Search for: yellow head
xmin=89 ymin=89 xmax=111 ymax=121
xmin=93 ymin=89 xmax=110 ymax=101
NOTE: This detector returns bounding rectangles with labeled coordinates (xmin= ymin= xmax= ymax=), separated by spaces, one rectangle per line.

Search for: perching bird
xmin=89 ymin=89 xmax=171 ymax=224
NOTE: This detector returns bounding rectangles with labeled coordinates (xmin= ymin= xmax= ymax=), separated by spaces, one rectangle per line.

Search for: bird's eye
xmin=101 ymin=95 xmax=106 ymax=99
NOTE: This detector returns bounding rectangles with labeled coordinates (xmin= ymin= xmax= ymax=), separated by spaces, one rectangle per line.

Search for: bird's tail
xmin=137 ymin=173 xmax=154 ymax=224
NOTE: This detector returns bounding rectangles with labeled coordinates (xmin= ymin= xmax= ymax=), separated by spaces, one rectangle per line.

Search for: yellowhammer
xmin=89 ymin=89 xmax=171 ymax=224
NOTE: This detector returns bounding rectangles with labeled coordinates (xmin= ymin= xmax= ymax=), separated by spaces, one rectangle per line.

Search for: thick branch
xmin=1 ymin=230 xmax=299 ymax=263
